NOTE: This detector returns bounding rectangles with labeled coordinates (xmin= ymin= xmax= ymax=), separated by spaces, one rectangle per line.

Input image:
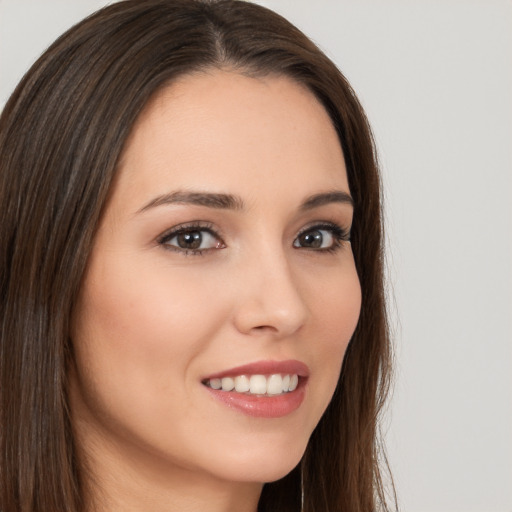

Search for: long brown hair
xmin=0 ymin=1 xmax=394 ymax=511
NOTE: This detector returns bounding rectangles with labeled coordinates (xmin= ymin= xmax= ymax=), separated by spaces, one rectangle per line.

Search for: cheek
xmin=69 ymin=254 xmax=240 ymax=472
xmin=308 ymin=256 xmax=361 ymax=343
xmin=76 ymin=251 xmax=222 ymax=347
xmin=302 ymin=260 xmax=361 ymax=411
xmin=70 ymin=254 xmax=226 ymax=417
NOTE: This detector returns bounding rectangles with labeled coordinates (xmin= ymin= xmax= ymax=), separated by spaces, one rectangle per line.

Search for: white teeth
xmin=210 ymin=378 xmax=222 ymax=390
xmin=281 ymin=374 xmax=290 ymax=392
xmin=221 ymin=377 xmax=235 ymax=391
xmin=207 ymin=374 xmax=300 ymax=395
xmin=267 ymin=374 xmax=283 ymax=395
xmin=249 ymin=375 xmax=267 ymax=394
xmin=234 ymin=375 xmax=250 ymax=392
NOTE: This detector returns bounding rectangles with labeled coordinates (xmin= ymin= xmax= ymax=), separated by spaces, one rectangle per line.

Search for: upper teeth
xmin=206 ymin=374 xmax=299 ymax=395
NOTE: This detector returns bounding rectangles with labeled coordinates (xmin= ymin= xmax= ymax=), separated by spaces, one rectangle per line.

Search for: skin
xmin=70 ymin=70 xmax=362 ymax=512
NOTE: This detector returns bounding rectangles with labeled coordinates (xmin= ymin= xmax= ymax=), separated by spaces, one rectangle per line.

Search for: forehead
xmin=114 ymin=70 xmax=348 ymax=211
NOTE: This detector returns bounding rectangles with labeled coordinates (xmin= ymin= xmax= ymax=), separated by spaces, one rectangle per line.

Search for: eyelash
xmin=157 ymin=221 xmax=221 ymax=256
xmin=295 ymin=222 xmax=351 ymax=253
xmin=157 ymin=221 xmax=351 ymax=256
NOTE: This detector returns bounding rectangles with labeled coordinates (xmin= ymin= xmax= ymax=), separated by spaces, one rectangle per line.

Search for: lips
xmin=202 ymin=360 xmax=309 ymax=418
xmin=204 ymin=360 xmax=309 ymax=379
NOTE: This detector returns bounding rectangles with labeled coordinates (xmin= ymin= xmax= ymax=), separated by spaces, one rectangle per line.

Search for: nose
xmin=232 ymin=248 xmax=308 ymax=338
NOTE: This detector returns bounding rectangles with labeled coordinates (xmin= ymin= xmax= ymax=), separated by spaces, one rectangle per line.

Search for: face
xmin=70 ymin=71 xmax=361 ymax=488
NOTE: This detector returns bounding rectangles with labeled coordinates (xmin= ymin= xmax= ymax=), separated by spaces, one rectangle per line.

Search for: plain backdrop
xmin=1 ymin=1 xmax=511 ymax=511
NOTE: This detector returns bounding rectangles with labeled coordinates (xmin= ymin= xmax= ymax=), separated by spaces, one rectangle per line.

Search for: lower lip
xmin=204 ymin=380 xmax=306 ymax=418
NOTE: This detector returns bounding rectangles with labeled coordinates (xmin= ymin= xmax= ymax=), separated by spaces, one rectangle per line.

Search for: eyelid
xmin=157 ymin=221 xmax=225 ymax=255
xmin=293 ymin=221 xmax=351 ymax=251
xmin=296 ymin=220 xmax=351 ymax=240
xmin=157 ymin=221 xmax=214 ymax=242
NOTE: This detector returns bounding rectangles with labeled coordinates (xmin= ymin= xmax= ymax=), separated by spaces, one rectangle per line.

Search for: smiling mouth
xmin=203 ymin=373 xmax=299 ymax=396
xmin=202 ymin=360 xmax=308 ymax=417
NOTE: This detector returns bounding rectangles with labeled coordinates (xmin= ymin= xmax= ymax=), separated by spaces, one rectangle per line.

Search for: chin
xmin=201 ymin=434 xmax=308 ymax=484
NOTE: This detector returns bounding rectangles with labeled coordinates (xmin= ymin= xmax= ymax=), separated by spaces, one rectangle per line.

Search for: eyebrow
xmin=137 ymin=189 xmax=353 ymax=214
xmin=299 ymin=190 xmax=354 ymax=211
xmin=137 ymin=191 xmax=244 ymax=213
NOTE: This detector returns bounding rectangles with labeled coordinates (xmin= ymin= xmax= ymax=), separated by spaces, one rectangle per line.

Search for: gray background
xmin=1 ymin=1 xmax=511 ymax=511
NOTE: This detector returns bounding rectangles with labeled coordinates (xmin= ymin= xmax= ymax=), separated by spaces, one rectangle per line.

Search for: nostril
xmin=252 ymin=324 xmax=280 ymax=333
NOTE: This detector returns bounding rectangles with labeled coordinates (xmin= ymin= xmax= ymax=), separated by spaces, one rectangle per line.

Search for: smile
xmin=202 ymin=360 xmax=309 ymax=418
xmin=204 ymin=373 xmax=299 ymax=396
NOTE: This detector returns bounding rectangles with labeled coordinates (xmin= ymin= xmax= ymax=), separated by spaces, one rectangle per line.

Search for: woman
xmin=0 ymin=1 xmax=394 ymax=511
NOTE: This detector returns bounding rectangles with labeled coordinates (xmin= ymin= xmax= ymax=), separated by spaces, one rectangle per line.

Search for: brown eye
xmin=292 ymin=224 xmax=348 ymax=251
xmin=160 ymin=227 xmax=224 ymax=254
xmin=295 ymin=230 xmax=325 ymax=249
xmin=176 ymin=231 xmax=203 ymax=249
